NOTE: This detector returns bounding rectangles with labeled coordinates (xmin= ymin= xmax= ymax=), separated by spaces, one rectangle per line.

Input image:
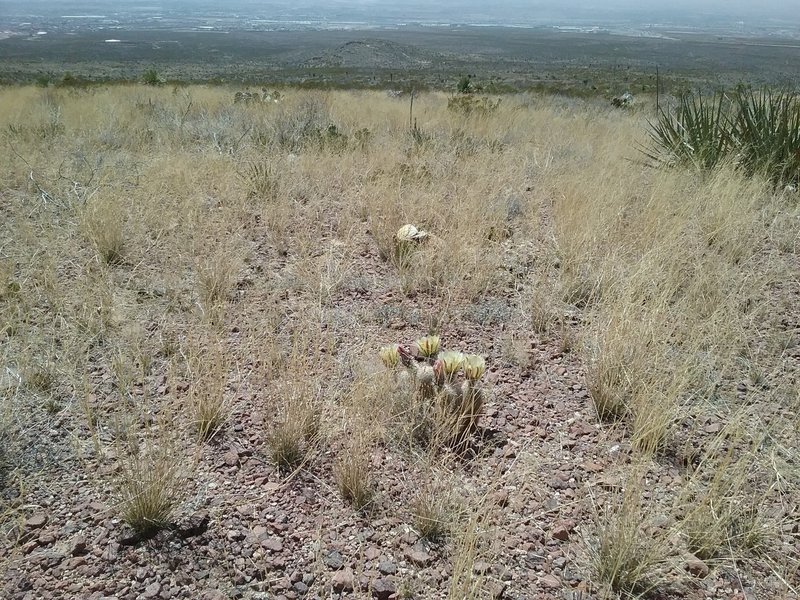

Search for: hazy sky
xmin=4 ymin=0 xmax=799 ymax=23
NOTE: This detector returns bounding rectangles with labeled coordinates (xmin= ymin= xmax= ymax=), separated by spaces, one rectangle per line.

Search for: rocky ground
xmin=2 ymin=213 xmax=797 ymax=600
xmin=0 ymin=87 xmax=798 ymax=600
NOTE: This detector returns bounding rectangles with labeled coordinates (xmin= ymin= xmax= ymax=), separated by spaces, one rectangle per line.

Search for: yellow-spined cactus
xmin=379 ymin=345 xmax=401 ymax=368
xmin=415 ymin=363 xmax=437 ymax=399
xmin=437 ymin=351 xmax=464 ymax=382
xmin=379 ymin=336 xmax=488 ymax=446
xmin=415 ymin=335 xmax=441 ymax=359
xmin=462 ymin=354 xmax=486 ymax=381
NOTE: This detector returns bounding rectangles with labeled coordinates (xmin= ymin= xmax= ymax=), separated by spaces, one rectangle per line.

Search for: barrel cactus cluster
xmin=379 ymin=335 xmax=487 ymax=446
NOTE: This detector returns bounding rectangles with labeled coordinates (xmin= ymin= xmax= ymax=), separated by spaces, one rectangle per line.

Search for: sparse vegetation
xmin=142 ymin=69 xmax=163 ymax=86
xmin=0 ymin=84 xmax=797 ymax=600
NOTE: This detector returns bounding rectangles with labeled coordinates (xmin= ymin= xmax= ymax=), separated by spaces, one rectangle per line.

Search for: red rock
xmin=224 ymin=450 xmax=240 ymax=466
xmin=364 ymin=547 xmax=381 ymax=561
xmin=539 ymin=574 xmax=561 ymax=588
xmin=685 ymin=556 xmax=709 ymax=578
xmin=331 ymin=568 xmax=354 ymax=592
xmin=262 ymin=537 xmax=283 ymax=552
xmin=491 ymin=490 xmax=510 ymax=507
xmin=69 ymin=535 xmax=88 ymax=556
xmin=25 ymin=514 xmax=48 ymax=530
xmin=490 ymin=581 xmax=507 ymax=599
xmin=371 ymin=578 xmax=396 ymax=600
xmin=405 ymin=545 xmax=433 ymax=566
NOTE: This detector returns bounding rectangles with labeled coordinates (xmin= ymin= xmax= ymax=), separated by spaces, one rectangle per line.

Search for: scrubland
xmin=0 ymin=85 xmax=798 ymax=599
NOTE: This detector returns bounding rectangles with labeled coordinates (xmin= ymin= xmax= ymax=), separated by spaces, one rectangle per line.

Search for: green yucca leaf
xmin=642 ymin=87 xmax=800 ymax=188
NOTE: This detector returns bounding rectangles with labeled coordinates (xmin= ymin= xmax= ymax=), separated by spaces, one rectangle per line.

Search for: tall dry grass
xmin=0 ymin=84 xmax=797 ymax=595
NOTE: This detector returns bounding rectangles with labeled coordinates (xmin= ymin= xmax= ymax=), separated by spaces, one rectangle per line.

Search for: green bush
xmin=456 ymin=75 xmax=473 ymax=94
xmin=57 ymin=72 xmax=89 ymax=88
xmin=142 ymin=69 xmax=163 ymax=86
xmin=644 ymin=88 xmax=800 ymax=188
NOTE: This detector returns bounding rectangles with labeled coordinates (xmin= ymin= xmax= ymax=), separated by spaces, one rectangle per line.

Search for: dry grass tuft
xmin=188 ymin=339 xmax=229 ymax=442
xmin=589 ymin=481 xmax=666 ymax=596
xmin=116 ymin=442 xmax=185 ymax=537
xmin=196 ymin=242 xmax=243 ymax=325
xmin=267 ymin=383 xmax=321 ymax=474
xmin=679 ymin=433 xmax=774 ymax=561
xmin=267 ymin=420 xmax=307 ymax=474
xmin=411 ymin=481 xmax=455 ymax=541
xmin=447 ymin=501 xmax=494 ymax=600
xmin=81 ymin=196 xmax=127 ymax=265
xmin=334 ymin=437 xmax=375 ymax=511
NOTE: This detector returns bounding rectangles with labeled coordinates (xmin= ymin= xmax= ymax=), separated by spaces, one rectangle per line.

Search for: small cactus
xmin=463 ymin=354 xmax=486 ymax=381
xmin=415 ymin=335 xmax=441 ymax=359
xmin=415 ymin=363 xmax=438 ymax=399
xmin=379 ymin=345 xmax=401 ymax=368
xmin=437 ymin=351 xmax=464 ymax=383
xmin=459 ymin=379 xmax=485 ymax=439
xmin=378 ymin=337 xmax=487 ymax=447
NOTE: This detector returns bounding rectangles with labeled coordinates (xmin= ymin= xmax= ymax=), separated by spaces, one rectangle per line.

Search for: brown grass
xmin=0 ymin=84 xmax=797 ymax=597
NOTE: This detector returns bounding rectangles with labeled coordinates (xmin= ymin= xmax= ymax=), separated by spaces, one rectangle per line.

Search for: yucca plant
xmin=643 ymin=91 xmax=734 ymax=171
xmin=730 ymin=88 xmax=800 ymax=188
xmin=643 ymin=87 xmax=800 ymax=189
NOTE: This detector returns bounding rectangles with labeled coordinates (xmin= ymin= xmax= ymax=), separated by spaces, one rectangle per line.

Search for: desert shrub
xmin=270 ymin=97 xmax=337 ymax=152
xmin=34 ymin=74 xmax=52 ymax=88
xmin=730 ymin=88 xmax=800 ymax=188
xmin=644 ymin=88 xmax=800 ymax=187
xmin=447 ymin=94 xmax=501 ymax=117
xmin=142 ymin=69 xmax=163 ymax=86
xmin=57 ymin=72 xmax=90 ymax=88
xmin=644 ymin=91 xmax=734 ymax=172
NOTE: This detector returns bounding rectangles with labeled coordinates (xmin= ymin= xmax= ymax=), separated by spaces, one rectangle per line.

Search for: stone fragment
xmin=25 ymin=514 xmax=48 ymax=530
xmin=325 ymin=550 xmax=344 ymax=570
xmin=331 ymin=568 xmax=354 ymax=593
xmin=69 ymin=535 xmax=88 ymax=556
xmin=371 ymin=578 xmax=396 ymax=600
xmin=539 ymin=574 xmax=561 ymax=588
xmin=685 ymin=556 xmax=709 ymax=578
xmin=377 ymin=561 xmax=396 ymax=575
xmin=405 ymin=545 xmax=433 ymax=566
